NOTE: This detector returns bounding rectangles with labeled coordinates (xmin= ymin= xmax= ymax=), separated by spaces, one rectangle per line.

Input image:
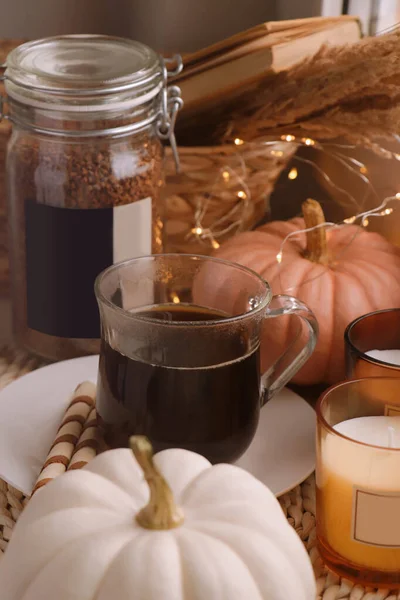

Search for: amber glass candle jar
xmin=316 ymin=377 xmax=400 ymax=587
xmin=345 ymin=309 xmax=400 ymax=379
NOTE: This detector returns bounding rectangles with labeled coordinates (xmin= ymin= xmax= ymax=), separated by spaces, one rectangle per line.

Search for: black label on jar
xmin=25 ymin=198 xmax=152 ymax=338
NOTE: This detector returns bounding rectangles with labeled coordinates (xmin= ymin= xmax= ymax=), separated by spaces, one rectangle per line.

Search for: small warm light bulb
xmin=363 ymin=218 xmax=369 ymax=227
xmin=276 ymin=251 xmax=283 ymax=264
xmin=284 ymin=134 xmax=295 ymax=142
xmin=344 ymin=215 xmax=356 ymax=224
xmin=271 ymin=150 xmax=284 ymax=157
xmin=359 ymin=166 xmax=368 ymax=174
xmin=171 ymin=293 xmax=180 ymax=304
xmin=222 ymin=170 xmax=230 ymax=182
xmin=288 ymin=167 xmax=298 ymax=180
xmin=237 ymin=190 xmax=247 ymax=199
xmin=303 ymin=138 xmax=315 ymax=146
xmin=234 ymin=138 xmax=244 ymax=146
xmin=396 ymin=192 xmax=400 ymax=199
xmin=384 ymin=208 xmax=393 ymax=215
xmin=211 ymin=239 xmax=220 ymax=249
xmin=395 ymin=154 xmax=400 ymax=161
xmin=192 ymin=226 xmax=203 ymax=235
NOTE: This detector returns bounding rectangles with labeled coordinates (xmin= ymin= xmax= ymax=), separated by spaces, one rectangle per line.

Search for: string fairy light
xmin=292 ymin=155 xmax=364 ymax=213
xmin=274 ymin=193 xmax=400 ymax=292
xmin=191 ymin=226 xmax=203 ymax=235
xmin=171 ymin=292 xmax=180 ymax=304
xmin=267 ymin=135 xmax=382 ymax=211
xmin=271 ymin=149 xmax=284 ymax=157
xmin=187 ymin=157 xmax=251 ymax=248
xmin=187 ymin=134 xmax=400 ymax=252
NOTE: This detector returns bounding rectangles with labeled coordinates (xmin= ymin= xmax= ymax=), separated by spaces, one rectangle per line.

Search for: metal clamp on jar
xmin=1 ymin=35 xmax=182 ymax=361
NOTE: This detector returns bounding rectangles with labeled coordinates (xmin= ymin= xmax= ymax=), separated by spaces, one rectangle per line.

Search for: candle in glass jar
xmin=365 ymin=349 xmax=400 ymax=366
xmin=319 ymin=416 xmax=400 ymax=571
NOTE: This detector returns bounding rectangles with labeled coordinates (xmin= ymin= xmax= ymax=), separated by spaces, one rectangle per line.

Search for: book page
xmin=181 ymin=16 xmax=357 ymax=69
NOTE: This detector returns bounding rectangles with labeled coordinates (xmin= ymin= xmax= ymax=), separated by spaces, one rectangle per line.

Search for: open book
xmin=174 ymin=16 xmax=361 ymax=113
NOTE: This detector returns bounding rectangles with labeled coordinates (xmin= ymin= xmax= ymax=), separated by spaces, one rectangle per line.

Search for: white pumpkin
xmin=0 ymin=437 xmax=316 ymax=600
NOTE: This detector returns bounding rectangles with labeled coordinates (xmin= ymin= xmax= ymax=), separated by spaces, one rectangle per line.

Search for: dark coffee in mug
xmin=95 ymin=255 xmax=317 ymax=466
xmin=97 ymin=303 xmax=260 ymax=463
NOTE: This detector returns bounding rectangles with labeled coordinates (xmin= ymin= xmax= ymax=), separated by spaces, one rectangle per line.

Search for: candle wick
xmin=388 ymin=426 xmax=396 ymax=448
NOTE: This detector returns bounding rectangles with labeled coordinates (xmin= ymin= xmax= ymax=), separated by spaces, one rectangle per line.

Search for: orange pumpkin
xmin=216 ymin=199 xmax=400 ymax=384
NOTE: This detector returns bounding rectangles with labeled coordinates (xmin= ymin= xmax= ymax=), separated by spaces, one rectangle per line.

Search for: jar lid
xmin=3 ymin=35 xmax=183 ymax=170
xmin=5 ymin=35 xmax=162 ymax=96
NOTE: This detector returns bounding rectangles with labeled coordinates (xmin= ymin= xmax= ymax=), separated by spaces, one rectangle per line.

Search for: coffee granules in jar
xmin=4 ymin=35 xmax=182 ymax=361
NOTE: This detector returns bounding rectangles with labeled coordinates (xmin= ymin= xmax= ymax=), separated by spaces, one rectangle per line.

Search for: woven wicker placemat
xmin=0 ymin=346 xmax=398 ymax=600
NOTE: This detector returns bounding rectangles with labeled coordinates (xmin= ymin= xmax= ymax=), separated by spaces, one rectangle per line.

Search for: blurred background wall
xmin=1 ymin=0 xmax=396 ymax=51
xmin=0 ymin=0 xmax=322 ymax=52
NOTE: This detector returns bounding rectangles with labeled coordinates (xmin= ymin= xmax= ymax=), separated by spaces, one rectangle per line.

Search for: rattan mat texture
xmin=0 ymin=346 xmax=398 ymax=600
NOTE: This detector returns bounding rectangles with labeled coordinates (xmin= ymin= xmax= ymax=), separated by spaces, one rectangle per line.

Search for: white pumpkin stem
xmin=302 ymin=198 xmax=329 ymax=265
xmin=130 ymin=436 xmax=184 ymax=530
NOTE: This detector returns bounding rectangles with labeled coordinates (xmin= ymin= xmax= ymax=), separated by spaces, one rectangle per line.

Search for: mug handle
xmin=261 ymin=294 xmax=318 ymax=405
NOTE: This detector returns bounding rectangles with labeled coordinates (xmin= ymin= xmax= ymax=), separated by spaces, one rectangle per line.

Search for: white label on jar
xmin=352 ymin=486 xmax=400 ymax=547
xmin=113 ymin=197 xmax=152 ymax=263
xmin=384 ymin=405 xmax=400 ymax=416
xmin=113 ymin=197 xmax=154 ymax=311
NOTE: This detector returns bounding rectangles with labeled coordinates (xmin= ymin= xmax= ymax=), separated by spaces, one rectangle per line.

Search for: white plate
xmin=0 ymin=355 xmax=315 ymax=497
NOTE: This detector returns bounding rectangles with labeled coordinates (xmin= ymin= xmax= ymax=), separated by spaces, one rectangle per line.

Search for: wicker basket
xmin=163 ymin=141 xmax=296 ymax=254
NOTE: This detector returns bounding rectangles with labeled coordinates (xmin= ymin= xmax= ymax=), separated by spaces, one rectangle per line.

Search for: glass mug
xmin=95 ymin=254 xmax=318 ymax=463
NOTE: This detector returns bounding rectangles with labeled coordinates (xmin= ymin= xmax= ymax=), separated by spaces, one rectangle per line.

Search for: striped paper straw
xmin=68 ymin=406 xmax=103 ymax=470
xmin=31 ymin=381 xmax=96 ymax=495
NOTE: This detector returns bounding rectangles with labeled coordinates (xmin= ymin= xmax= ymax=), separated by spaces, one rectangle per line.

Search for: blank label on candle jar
xmin=352 ymin=487 xmax=400 ymax=547
xmin=384 ymin=405 xmax=400 ymax=417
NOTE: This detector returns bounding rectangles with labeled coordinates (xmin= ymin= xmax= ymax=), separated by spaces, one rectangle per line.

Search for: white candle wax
xmin=365 ymin=349 xmax=400 ymax=366
xmin=319 ymin=415 xmax=400 ymax=570
xmin=335 ymin=415 xmax=400 ymax=448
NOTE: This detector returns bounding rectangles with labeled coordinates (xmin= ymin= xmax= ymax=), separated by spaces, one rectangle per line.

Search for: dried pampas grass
xmin=177 ymin=28 xmax=400 ymax=153
xmin=226 ymin=29 xmax=400 ymax=153
xmin=227 ymin=28 xmax=400 ymax=152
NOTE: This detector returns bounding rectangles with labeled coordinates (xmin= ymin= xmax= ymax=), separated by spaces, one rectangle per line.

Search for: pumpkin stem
xmin=302 ymin=199 xmax=329 ymax=265
xmin=130 ymin=436 xmax=184 ymax=530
